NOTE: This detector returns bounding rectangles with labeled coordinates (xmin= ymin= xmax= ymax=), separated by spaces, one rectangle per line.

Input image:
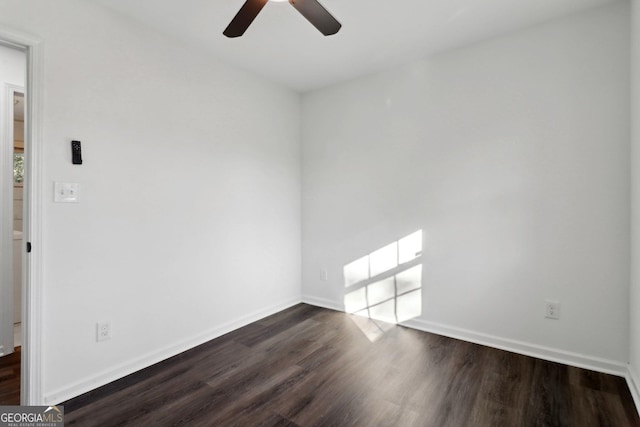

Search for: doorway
xmin=0 ymin=29 xmax=44 ymax=406
xmin=0 ymin=24 xmax=45 ymax=407
xmin=0 ymin=43 xmax=26 ymax=405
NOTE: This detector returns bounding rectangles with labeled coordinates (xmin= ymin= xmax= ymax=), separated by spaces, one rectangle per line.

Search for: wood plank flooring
xmin=0 ymin=347 xmax=20 ymax=405
xmin=57 ymin=304 xmax=640 ymax=426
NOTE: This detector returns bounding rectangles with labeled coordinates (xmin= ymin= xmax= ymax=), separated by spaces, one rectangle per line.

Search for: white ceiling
xmin=89 ymin=0 xmax=621 ymax=92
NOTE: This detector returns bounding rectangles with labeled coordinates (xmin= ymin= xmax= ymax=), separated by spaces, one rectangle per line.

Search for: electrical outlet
xmin=545 ymin=301 xmax=560 ymax=320
xmin=320 ymin=268 xmax=328 ymax=282
xmin=96 ymin=321 xmax=112 ymax=342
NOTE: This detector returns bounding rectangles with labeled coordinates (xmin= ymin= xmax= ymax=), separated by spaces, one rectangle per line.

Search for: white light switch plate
xmin=54 ymin=182 xmax=79 ymax=203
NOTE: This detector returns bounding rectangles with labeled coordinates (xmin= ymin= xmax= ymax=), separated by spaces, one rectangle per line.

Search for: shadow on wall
xmin=344 ymin=230 xmax=423 ymax=341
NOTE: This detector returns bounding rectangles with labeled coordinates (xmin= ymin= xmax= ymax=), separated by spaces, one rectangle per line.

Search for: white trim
xmin=627 ymin=365 xmax=640 ymax=413
xmin=0 ymin=25 xmax=44 ymax=406
xmin=44 ymin=297 xmax=302 ymax=405
xmin=400 ymin=318 xmax=626 ymax=376
xmin=24 ymin=33 xmax=44 ymax=407
xmin=301 ymin=294 xmax=343 ymax=312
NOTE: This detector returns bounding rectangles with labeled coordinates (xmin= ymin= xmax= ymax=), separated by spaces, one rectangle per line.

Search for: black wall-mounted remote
xmin=72 ymin=140 xmax=83 ymax=165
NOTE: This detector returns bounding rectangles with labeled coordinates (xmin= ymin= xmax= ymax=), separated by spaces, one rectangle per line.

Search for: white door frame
xmin=0 ymin=27 xmax=44 ymax=406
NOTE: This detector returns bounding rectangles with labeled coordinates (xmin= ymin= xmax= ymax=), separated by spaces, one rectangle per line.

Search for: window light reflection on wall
xmin=343 ymin=230 xmax=423 ymax=327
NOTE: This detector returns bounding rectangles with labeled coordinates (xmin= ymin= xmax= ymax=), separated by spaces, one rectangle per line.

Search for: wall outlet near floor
xmin=320 ymin=268 xmax=328 ymax=282
xmin=545 ymin=300 xmax=561 ymax=320
xmin=97 ymin=321 xmax=112 ymax=342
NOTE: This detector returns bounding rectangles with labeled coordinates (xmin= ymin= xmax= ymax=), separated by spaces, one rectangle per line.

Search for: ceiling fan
xmin=224 ymin=0 xmax=341 ymax=38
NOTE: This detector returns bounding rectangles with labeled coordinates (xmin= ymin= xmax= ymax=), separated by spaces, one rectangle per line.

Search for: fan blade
xmin=223 ymin=0 xmax=269 ymax=38
xmin=289 ymin=0 xmax=341 ymax=36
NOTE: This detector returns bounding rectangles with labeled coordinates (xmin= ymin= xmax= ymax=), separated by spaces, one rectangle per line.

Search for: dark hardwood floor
xmin=58 ymin=304 xmax=639 ymax=426
xmin=0 ymin=346 xmax=20 ymax=405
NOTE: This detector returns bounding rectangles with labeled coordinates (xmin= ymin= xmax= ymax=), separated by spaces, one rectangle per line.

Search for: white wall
xmin=0 ymin=0 xmax=301 ymax=403
xmin=302 ymin=3 xmax=630 ymax=368
xmin=0 ymin=44 xmax=24 ymax=86
xmin=0 ymin=0 xmax=632 ymax=406
xmin=630 ymin=0 xmax=640 ymax=402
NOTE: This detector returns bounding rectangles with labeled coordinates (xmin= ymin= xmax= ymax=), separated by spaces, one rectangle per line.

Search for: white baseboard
xmin=302 ymin=295 xmax=626 ymax=377
xmin=45 ymin=294 xmax=633 ymax=406
xmin=401 ymin=318 xmax=626 ymax=376
xmin=44 ymin=296 xmax=302 ymax=405
xmin=627 ymin=365 xmax=640 ymax=413
xmin=301 ymin=294 xmax=343 ymax=312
